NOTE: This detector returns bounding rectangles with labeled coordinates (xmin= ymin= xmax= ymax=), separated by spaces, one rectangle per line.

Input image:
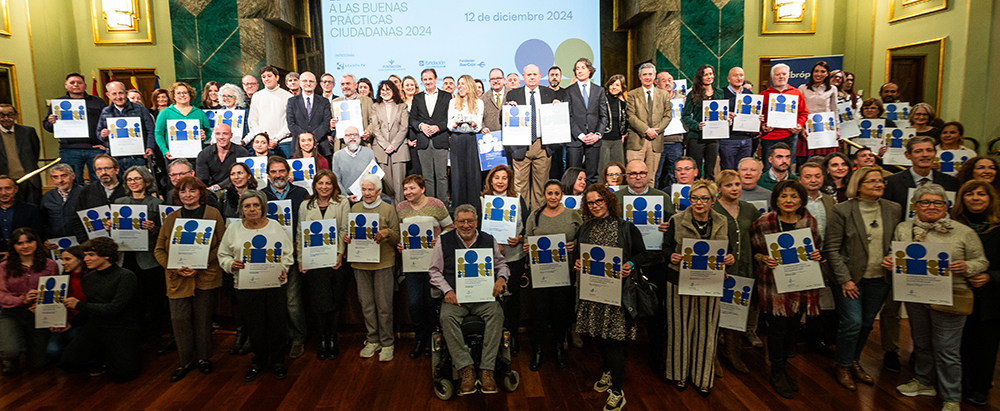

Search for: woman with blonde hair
xmin=909 ymin=102 xmax=941 ymax=141
xmin=448 ymin=74 xmax=488 ymax=209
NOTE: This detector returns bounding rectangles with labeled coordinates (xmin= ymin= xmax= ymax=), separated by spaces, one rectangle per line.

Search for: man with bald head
xmin=720 ymin=67 xmax=753 ymax=171
xmin=96 ymin=80 xmax=156 ymax=175
xmin=287 ymin=71 xmax=332 ymax=156
xmin=505 ymin=64 xmax=559 ymax=208
xmin=196 ymin=123 xmax=249 ymax=192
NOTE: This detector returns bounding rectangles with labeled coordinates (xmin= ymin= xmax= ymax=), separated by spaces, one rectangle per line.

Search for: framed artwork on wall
xmin=889 ymin=0 xmax=947 ymax=23
xmin=91 ymin=0 xmax=153 ymax=44
xmin=761 ymin=0 xmax=816 ymax=34
xmin=0 ymin=62 xmax=20 ymax=123
xmin=0 ymin=0 xmax=10 ymax=37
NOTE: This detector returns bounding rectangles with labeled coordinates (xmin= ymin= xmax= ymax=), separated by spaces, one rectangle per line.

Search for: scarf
xmin=362 ymin=196 xmax=382 ymax=209
xmin=913 ymin=216 xmax=954 ymax=242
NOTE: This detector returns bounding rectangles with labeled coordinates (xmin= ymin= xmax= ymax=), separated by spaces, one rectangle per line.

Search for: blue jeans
xmin=276 ymin=141 xmax=294 ymax=159
xmin=655 ymin=142 xmax=685 ymax=190
xmin=60 ymin=148 xmax=103 ymax=186
xmin=906 ymin=302 xmax=966 ymax=402
xmin=760 ymin=135 xmax=797 ymax=171
xmin=833 ymin=278 xmax=889 ymax=367
xmin=718 ymin=139 xmax=752 ymax=172
xmin=47 ymin=325 xmax=81 ymax=359
xmin=285 ymin=267 xmax=306 ymax=345
xmin=406 ymin=272 xmax=434 ymax=345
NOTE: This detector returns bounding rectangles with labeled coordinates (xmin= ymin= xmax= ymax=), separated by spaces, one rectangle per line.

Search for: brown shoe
xmin=836 ymin=366 xmax=856 ymax=391
xmin=480 ymin=369 xmax=498 ymax=394
xmin=851 ymin=361 xmax=874 ymax=385
xmin=459 ymin=366 xmax=477 ymax=396
xmin=724 ymin=330 xmax=750 ymax=374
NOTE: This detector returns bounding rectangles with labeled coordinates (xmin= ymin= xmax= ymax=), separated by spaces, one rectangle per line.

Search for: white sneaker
xmin=941 ymin=402 xmax=960 ymax=411
xmin=896 ymin=378 xmax=937 ymax=397
xmin=360 ymin=342 xmax=381 ymax=358
xmin=603 ymin=389 xmax=625 ymax=411
xmin=594 ymin=371 xmax=612 ymax=392
xmin=379 ymin=346 xmax=394 ymax=362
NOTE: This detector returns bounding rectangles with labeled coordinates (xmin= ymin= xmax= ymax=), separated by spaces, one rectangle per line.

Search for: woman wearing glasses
xmin=154 ymin=82 xmax=211 ymax=161
xmin=216 ymin=83 xmax=250 ymax=144
xmin=909 ymin=103 xmax=941 ymax=142
xmin=886 ymin=184 xmax=988 ymax=411
xmin=822 ymin=166 xmax=898 ymax=391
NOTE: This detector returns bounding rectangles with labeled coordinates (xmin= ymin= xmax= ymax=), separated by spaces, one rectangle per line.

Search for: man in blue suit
xmin=286 ymin=72 xmax=332 ymax=156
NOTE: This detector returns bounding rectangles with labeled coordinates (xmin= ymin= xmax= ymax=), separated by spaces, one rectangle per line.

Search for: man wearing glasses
xmin=242 ymin=75 xmax=260 ymax=107
xmin=0 ymin=104 xmax=42 ymax=204
xmin=96 ymin=81 xmax=156 ymax=176
xmin=613 ymin=160 xmax=675 ymax=370
xmin=162 ymin=158 xmax=220 ymax=209
xmin=72 ymin=154 xmax=127 ymax=242
xmin=878 ymin=135 xmax=960 ymax=374
xmin=481 ymin=68 xmax=507 ymax=137
xmin=331 ymin=127 xmax=376 ymax=202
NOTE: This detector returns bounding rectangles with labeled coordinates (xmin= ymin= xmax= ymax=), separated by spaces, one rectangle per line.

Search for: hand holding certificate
xmin=455 ymin=248 xmax=496 ymax=303
xmin=677 ymin=239 xmax=728 ymax=296
xmin=579 ymin=244 xmax=623 ymax=306
xmin=701 ymin=100 xmax=730 ymax=139
xmin=401 ymin=219 xmax=434 ymax=272
xmin=35 ymin=275 xmax=70 ymax=328
xmin=891 ymin=242 xmax=953 ymax=305
xmin=346 ymin=213 xmax=380 ymax=263
xmin=764 ymin=228 xmax=824 ymax=293
xmin=166 ymin=219 xmax=216 ymax=269
xmin=300 ymin=219 xmax=338 ymax=270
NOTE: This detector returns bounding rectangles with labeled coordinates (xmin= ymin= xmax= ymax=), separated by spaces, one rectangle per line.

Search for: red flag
xmin=91 ymin=70 xmax=98 ymax=95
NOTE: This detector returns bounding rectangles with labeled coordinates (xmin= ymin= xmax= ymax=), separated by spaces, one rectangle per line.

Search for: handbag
xmin=623 ymin=273 xmax=659 ymax=319
xmin=929 ymin=287 xmax=974 ymax=315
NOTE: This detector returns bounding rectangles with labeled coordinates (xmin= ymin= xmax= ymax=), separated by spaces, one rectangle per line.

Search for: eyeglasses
xmin=168 ymin=172 xmax=192 ymax=178
xmin=242 ymin=82 xmax=258 ymax=86
xmin=675 ymin=167 xmax=695 ymax=172
xmin=689 ymin=196 xmax=714 ymax=204
xmin=605 ymin=172 xmax=622 ymax=178
xmin=220 ymin=94 xmax=236 ymax=99
xmin=345 ymin=132 xmax=360 ymax=137
xmin=861 ymin=179 xmax=886 ymax=186
xmin=455 ymin=219 xmax=477 ymax=226
xmin=0 ymin=113 xmax=16 ymax=119
xmin=916 ymin=200 xmax=948 ymax=208
xmin=627 ymin=171 xmax=647 ymax=177
xmin=125 ymin=177 xmax=144 ymax=183
xmin=94 ymin=166 xmax=116 ymax=172
xmin=586 ymin=198 xmax=606 ymax=207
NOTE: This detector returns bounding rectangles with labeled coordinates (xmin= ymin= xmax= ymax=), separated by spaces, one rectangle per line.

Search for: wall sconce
xmin=773 ymin=0 xmax=807 ymax=23
xmin=102 ymin=0 xmax=139 ymax=32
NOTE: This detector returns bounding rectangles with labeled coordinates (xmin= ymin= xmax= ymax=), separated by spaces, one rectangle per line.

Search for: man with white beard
xmin=332 ymin=126 xmax=377 ymax=202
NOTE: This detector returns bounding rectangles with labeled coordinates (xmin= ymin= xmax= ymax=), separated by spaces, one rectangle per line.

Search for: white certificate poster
xmin=937 ymin=150 xmax=975 ymax=176
xmin=701 ymin=100 xmax=730 ymax=139
xmin=858 ymin=119 xmax=885 ymax=140
xmin=884 ymin=102 xmax=910 ymax=124
xmin=607 ymin=185 xmax=622 ymax=193
xmin=539 ymin=102 xmax=571 ymax=145
xmin=892 ymin=242 xmax=953 ymax=305
xmin=748 ymin=200 xmax=768 ymax=215
xmin=166 ymin=219 xmax=216 ymax=269
xmin=883 ymin=127 xmax=916 ymax=166
xmin=806 ymin=112 xmax=839 ymax=149
xmin=238 ymin=233 xmax=288 ymax=289
xmin=289 ymin=157 xmax=317 ymax=194
xmin=238 ymin=156 xmax=268 ymax=189
xmin=528 ymin=234 xmax=570 ymax=288
xmin=671 ymin=184 xmax=691 ymax=212
xmin=905 ymin=188 xmax=955 ymax=220
xmin=348 ymin=159 xmax=385 ymax=196
xmin=347 ymin=213 xmax=380 ymax=263
xmin=333 ymin=99 xmax=364 ymax=140
xmin=719 ymin=275 xmax=754 ymax=332
xmin=677 ymin=239 xmax=728 ymax=296
xmin=481 ymin=195 xmax=519 ymax=241
xmin=623 ymin=195 xmax=665 ymax=250
xmin=49 ymin=236 xmax=78 ymax=273
xmin=562 ymin=195 xmax=582 ymax=216
xmin=401 ymin=219 xmax=434 ymax=272
xmin=501 ymin=104 xmax=532 ymax=146
xmin=733 ymin=94 xmax=764 ymax=132
xmin=300 ymin=219 xmax=338 ymax=270
xmin=766 ymin=93 xmax=799 ymax=129
xmin=266 ymin=200 xmax=294 ymax=241
xmin=51 ymin=99 xmax=90 ymax=138
xmin=837 ymin=102 xmax=860 ymax=138
xmin=579 ymin=244 xmax=623 ymax=306
xmin=35 ymin=275 xmax=70 ymax=328
xmin=76 ymin=205 xmax=111 ymax=239
xmin=206 ymin=109 xmax=246 ymax=140
xmin=664 ymin=98 xmax=687 ymax=136
xmin=107 ymin=117 xmax=145 ymax=156
xmin=166 ymin=119 xmax=202 ymax=158
xmin=455 ymin=248 xmax=496 ymax=303
xmin=159 ymin=205 xmax=180 ymax=223
xmin=673 ymin=79 xmax=688 ymax=96
xmin=764 ymin=228 xmax=824 ymax=293
xmin=110 ymin=204 xmax=149 ymax=251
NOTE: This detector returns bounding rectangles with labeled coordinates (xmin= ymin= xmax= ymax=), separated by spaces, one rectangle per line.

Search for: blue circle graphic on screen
xmin=514 ymin=39 xmax=554 ymax=73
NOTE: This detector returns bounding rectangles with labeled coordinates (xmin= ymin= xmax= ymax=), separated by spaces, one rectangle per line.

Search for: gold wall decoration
xmin=0 ymin=0 xmax=10 ymax=37
xmin=889 ymin=0 xmax=947 ymax=23
xmin=91 ymin=0 xmax=152 ymax=44
xmin=886 ymin=37 xmax=945 ymax=110
xmin=762 ymin=0 xmax=816 ymax=34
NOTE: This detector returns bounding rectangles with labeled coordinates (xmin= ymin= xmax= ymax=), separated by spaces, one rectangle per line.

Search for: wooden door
xmin=889 ymin=56 xmax=925 ymax=105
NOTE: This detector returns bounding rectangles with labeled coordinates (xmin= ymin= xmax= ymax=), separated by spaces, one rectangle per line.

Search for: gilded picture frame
xmin=885 ymin=37 xmax=945 ymax=110
xmin=0 ymin=62 xmax=21 ymax=124
xmin=889 ymin=0 xmax=948 ymax=23
xmin=761 ymin=0 xmax=816 ymax=35
xmin=91 ymin=0 xmax=153 ymax=44
xmin=0 ymin=0 xmax=10 ymax=37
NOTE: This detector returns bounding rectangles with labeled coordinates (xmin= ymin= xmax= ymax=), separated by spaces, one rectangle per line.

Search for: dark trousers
xmin=305 ymin=267 xmax=347 ymax=335
xmin=566 ymin=143 xmax=601 ymax=184
xmin=238 ymin=287 xmax=289 ymax=366
xmin=406 ymin=272 xmax=434 ymax=345
xmin=123 ymin=254 xmax=167 ymax=339
xmin=718 ymin=138 xmax=753 ymax=171
xmin=962 ymin=316 xmax=1000 ymax=393
xmin=169 ymin=288 xmax=218 ymax=366
xmin=549 ymin=145 xmax=565 ymax=180
xmin=687 ymin=139 xmax=719 ymax=180
xmin=530 ymin=285 xmax=573 ymax=347
xmin=765 ymin=312 xmax=803 ymax=370
xmin=59 ymin=325 xmax=142 ymax=382
xmin=449 ymin=132 xmax=482 ymax=210
xmin=503 ymin=258 xmax=527 ymax=339
xmin=646 ymin=266 xmax=668 ymax=357
xmin=599 ymin=337 xmax=628 ymax=391
xmin=0 ymin=307 xmax=49 ymax=368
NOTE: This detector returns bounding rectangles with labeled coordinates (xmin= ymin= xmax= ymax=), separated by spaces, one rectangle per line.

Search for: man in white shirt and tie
xmin=626 ymin=63 xmax=672 ymax=188
xmin=564 ymin=58 xmax=608 ymax=184
xmin=504 ymin=64 xmax=559 ymax=209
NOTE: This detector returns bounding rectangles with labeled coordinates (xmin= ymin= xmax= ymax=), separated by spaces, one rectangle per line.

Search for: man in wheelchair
xmin=428 ymin=204 xmax=510 ymax=395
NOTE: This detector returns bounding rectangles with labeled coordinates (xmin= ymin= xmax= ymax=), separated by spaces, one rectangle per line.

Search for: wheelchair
xmin=430 ymin=287 xmax=520 ymax=400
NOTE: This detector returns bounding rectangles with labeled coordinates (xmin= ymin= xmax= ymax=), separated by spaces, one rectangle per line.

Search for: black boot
xmin=230 ymin=327 xmax=247 ymax=355
xmin=555 ymin=343 xmax=567 ymax=369
xmin=510 ymin=335 xmax=520 ymax=356
xmin=409 ymin=340 xmax=425 ymax=359
xmin=239 ymin=338 xmax=252 ymax=355
xmin=317 ymin=335 xmax=329 ymax=360
xmin=529 ymin=346 xmax=542 ymax=371
xmin=328 ymin=335 xmax=340 ymax=360
xmin=770 ymin=367 xmax=794 ymax=399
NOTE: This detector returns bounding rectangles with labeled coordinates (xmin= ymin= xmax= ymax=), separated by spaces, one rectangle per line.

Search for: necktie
xmin=530 ymin=90 xmax=538 ymax=143
xmin=496 ymin=93 xmax=502 ymax=108
xmin=646 ymin=90 xmax=654 ymax=126
xmin=306 ymin=96 xmax=312 ymax=117
xmin=582 ymin=83 xmax=589 ymax=109
xmin=919 ymin=177 xmax=929 ymax=186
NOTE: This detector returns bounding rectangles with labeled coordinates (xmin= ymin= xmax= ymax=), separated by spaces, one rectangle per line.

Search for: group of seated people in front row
xmin=1 ymin=131 xmax=999 ymax=411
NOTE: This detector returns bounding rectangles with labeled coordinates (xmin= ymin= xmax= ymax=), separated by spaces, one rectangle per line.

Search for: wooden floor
xmin=1 ymin=320 xmax=998 ymax=411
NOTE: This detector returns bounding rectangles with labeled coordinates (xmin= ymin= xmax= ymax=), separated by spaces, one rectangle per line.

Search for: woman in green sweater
xmin=154 ymin=82 xmax=211 ymax=160
xmin=681 ymin=65 xmax=725 ymax=180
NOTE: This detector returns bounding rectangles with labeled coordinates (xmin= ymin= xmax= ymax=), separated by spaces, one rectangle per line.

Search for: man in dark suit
xmin=505 ymin=64 xmax=558 ymax=209
xmin=286 ymin=72 xmax=332 ymax=156
xmin=0 ymin=104 xmax=42 ymax=204
xmin=408 ymin=68 xmax=452 ymax=204
xmin=878 ymin=134 xmax=960 ymax=373
xmin=0 ymin=175 xmax=45 ymax=255
xmin=564 ymin=58 xmax=608 ymax=185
